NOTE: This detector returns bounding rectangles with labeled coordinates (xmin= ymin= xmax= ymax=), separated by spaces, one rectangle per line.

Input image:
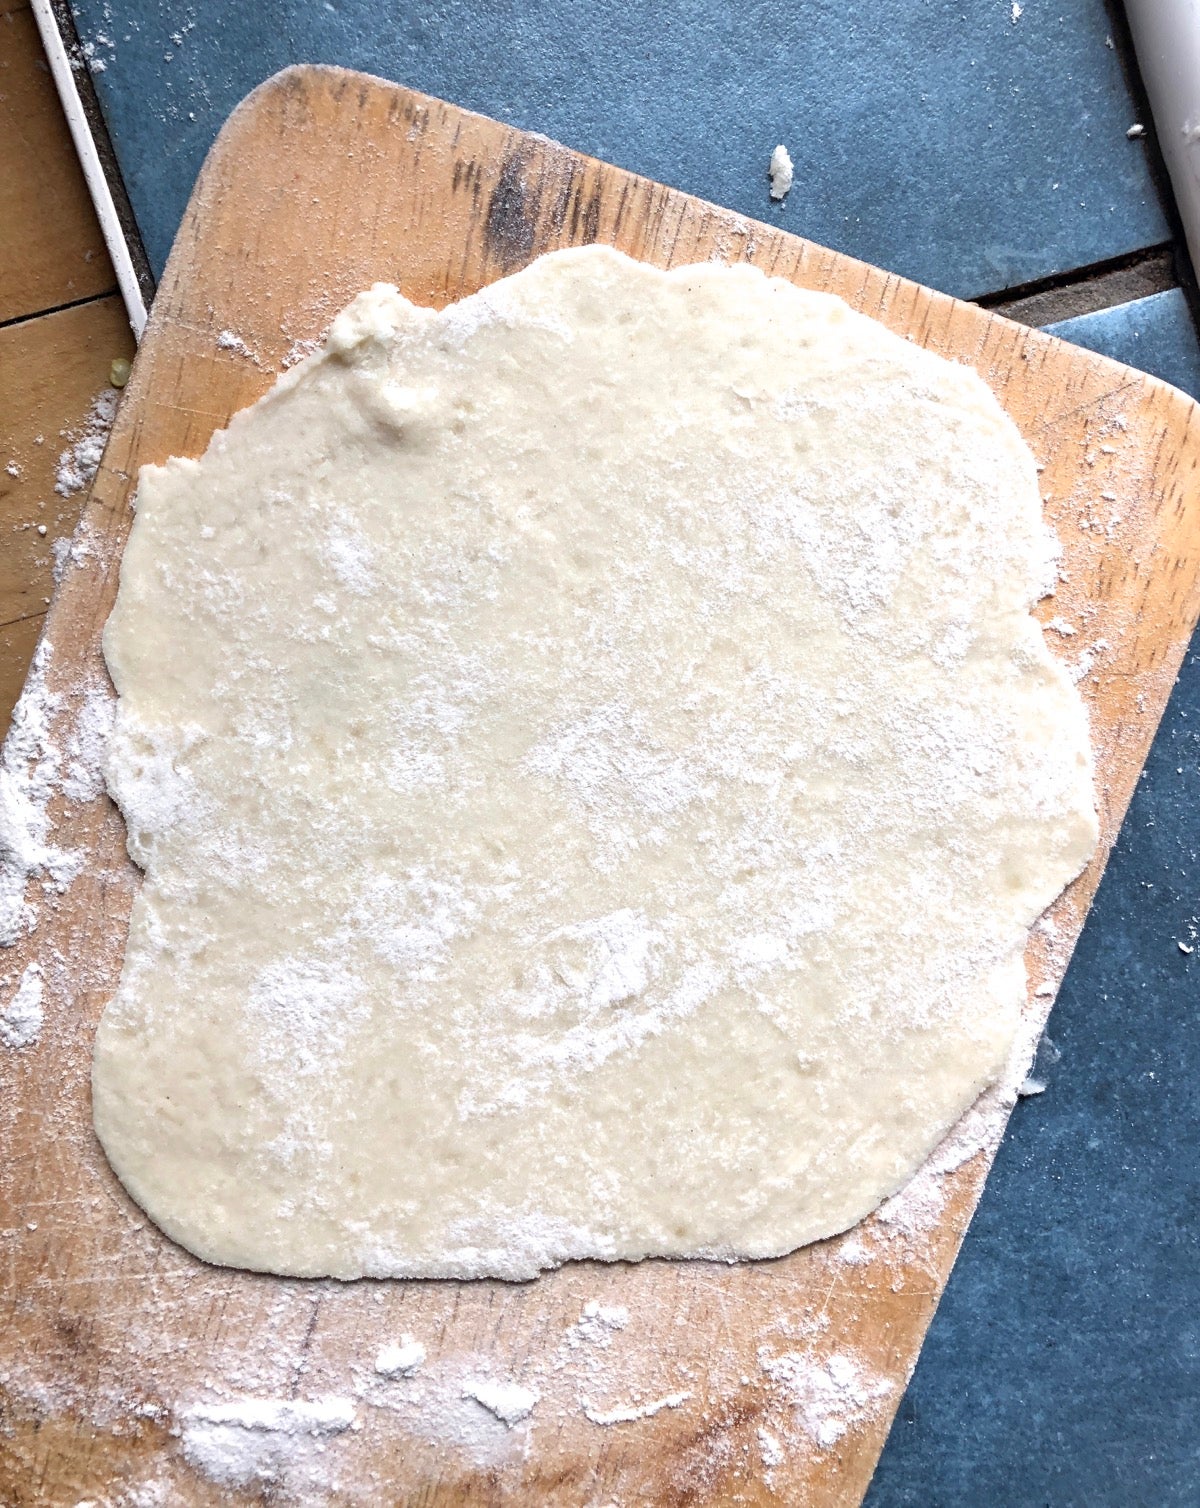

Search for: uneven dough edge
xmin=92 ymin=246 xmax=1099 ymax=1280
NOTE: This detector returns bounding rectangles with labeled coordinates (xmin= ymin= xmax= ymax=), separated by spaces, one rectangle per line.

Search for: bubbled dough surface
xmin=94 ymin=247 xmax=1098 ymax=1280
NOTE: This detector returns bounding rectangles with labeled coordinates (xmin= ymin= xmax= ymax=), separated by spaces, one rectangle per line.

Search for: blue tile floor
xmin=1047 ymin=288 xmax=1200 ymax=402
xmin=72 ymin=0 xmax=1164 ymax=299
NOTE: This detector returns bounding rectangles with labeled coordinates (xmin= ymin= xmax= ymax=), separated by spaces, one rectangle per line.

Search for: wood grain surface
xmin=0 ymin=0 xmax=132 ymax=740
xmin=0 ymin=3 xmax=115 ymax=322
xmin=3 ymin=66 xmax=1200 ymax=1507
xmin=0 ymin=295 xmax=134 ymax=731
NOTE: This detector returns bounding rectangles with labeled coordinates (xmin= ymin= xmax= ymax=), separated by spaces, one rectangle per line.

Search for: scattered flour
xmin=217 ymin=329 xmax=262 ymax=365
xmin=461 ymin=1378 xmax=539 ymax=1426
xmin=179 ymin=1396 xmax=357 ymax=1491
xmin=117 ymin=1481 xmax=173 ymax=1508
xmin=759 ymin=1349 xmax=890 ymax=1450
xmin=583 ymin=1390 xmax=691 ymax=1426
xmin=346 ymin=1356 xmax=537 ymax=1466
xmin=524 ymin=704 xmax=703 ymax=831
xmin=835 ymin=1233 xmax=872 ymax=1266
xmin=76 ymin=28 xmax=116 ymax=74
xmin=61 ymin=685 xmax=116 ymax=802
xmin=246 ymin=954 xmax=368 ymax=1079
xmin=757 ymin=1425 xmax=785 ymax=1469
xmin=282 ymin=335 xmax=323 ymax=369
xmin=0 ymin=962 xmax=43 ymax=1049
xmin=374 ymin=1337 xmax=426 ymax=1377
xmin=55 ymin=390 xmax=119 ymax=498
xmin=0 ymin=643 xmax=81 ymax=946
xmin=0 ymin=624 xmax=117 ymax=975
xmin=1072 ymin=637 xmax=1110 ymax=683
xmin=51 ymin=535 xmax=73 ymax=583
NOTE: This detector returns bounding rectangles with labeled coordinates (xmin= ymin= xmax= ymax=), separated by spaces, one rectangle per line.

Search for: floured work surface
xmin=3 ymin=67 xmax=1200 ymax=1507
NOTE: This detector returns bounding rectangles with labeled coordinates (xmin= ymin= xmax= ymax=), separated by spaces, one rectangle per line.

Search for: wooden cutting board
xmin=4 ymin=65 xmax=1200 ymax=1507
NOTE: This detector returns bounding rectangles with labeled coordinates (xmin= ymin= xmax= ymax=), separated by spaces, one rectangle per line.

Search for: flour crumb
xmin=583 ymin=1390 xmax=691 ymax=1426
xmin=0 ymin=963 xmax=43 ymax=1049
xmin=374 ymin=1337 xmax=426 ymax=1377
xmin=768 ymin=144 xmax=794 ymax=201
xmin=1010 ymin=1 xmax=1022 ymax=21
xmin=875 ymin=1159 xmax=950 ymax=1240
xmin=758 ymin=1425 xmax=785 ymax=1468
xmin=1018 ymin=1075 xmax=1047 ymax=1096
xmin=217 ymin=329 xmax=261 ymax=364
xmin=461 ymin=1379 xmax=539 ymax=1426
xmin=1127 ymin=123 xmax=1145 ymax=139
xmin=567 ymin=1300 xmax=630 ymax=1349
xmin=1045 ymin=616 xmax=1076 ymax=637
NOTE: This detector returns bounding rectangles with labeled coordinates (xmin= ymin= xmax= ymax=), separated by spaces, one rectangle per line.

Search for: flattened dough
xmin=94 ymin=246 xmax=1098 ymax=1279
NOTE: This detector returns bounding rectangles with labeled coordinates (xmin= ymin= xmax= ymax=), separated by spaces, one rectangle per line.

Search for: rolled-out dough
xmin=94 ymin=246 xmax=1097 ymax=1280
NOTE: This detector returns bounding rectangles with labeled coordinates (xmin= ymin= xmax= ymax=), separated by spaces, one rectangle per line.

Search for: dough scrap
xmin=94 ymin=246 xmax=1098 ymax=1280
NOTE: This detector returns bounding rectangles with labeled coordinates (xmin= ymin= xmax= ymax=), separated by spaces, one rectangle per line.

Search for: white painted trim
xmin=1127 ymin=0 xmax=1200 ymax=289
xmin=30 ymin=0 xmax=148 ymax=338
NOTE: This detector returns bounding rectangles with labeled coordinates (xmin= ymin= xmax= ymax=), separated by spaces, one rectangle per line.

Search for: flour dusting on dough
xmin=93 ymin=246 xmax=1097 ymax=1281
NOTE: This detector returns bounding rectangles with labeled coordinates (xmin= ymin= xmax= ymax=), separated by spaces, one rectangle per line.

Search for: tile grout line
xmin=0 ymin=287 xmax=119 ymax=334
xmin=0 ymin=607 xmax=48 ymax=633
xmin=978 ymin=245 xmax=1179 ymax=328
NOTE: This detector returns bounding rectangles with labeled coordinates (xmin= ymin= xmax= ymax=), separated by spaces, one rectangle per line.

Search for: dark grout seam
xmin=0 ymin=607 xmax=49 ymax=634
xmin=0 ymin=288 xmax=119 ymax=335
xmin=978 ymin=245 xmax=1178 ymax=328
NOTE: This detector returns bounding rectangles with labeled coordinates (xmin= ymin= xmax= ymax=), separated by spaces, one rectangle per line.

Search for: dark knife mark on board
xmin=484 ymin=141 xmax=604 ymax=269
